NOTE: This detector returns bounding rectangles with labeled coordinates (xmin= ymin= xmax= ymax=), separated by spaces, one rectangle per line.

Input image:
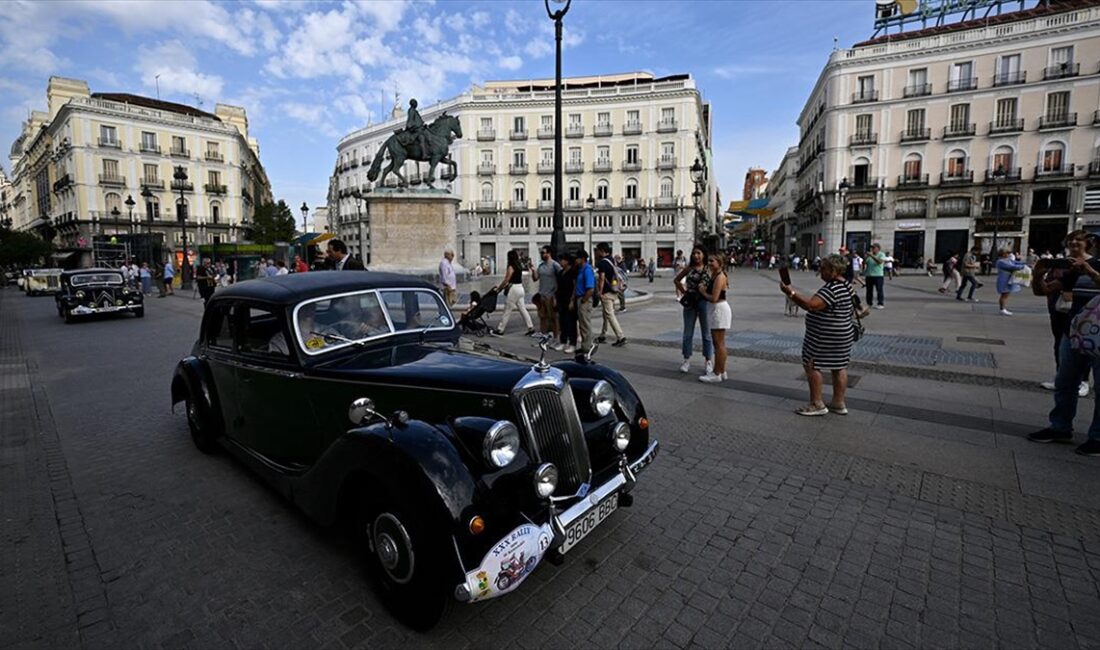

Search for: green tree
xmin=249 ymin=200 xmax=297 ymax=244
xmin=0 ymin=229 xmax=53 ymax=267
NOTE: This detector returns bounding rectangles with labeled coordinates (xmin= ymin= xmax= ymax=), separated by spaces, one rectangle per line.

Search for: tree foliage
xmin=249 ymin=200 xmax=297 ymax=244
xmin=0 ymin=229 xmax=54 ymax=267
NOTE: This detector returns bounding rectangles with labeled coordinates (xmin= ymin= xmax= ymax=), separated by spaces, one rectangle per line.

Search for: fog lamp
xmin=611 ymin=422 xmax=631 ymax=452
xmin=533 ymin=463 xmax=558 ymax=498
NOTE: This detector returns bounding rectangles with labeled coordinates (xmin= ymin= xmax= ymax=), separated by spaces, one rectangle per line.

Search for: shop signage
xmin=896 ymin=222 xmax=923 ymax=230
xmin=975 ymin=216 xmax=1023 ymax=232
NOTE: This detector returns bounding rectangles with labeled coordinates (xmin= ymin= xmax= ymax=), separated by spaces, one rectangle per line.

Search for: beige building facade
xmin=7 ymin=77 xmax=272 ymax=258
xmin=332 ymin=72 xmax=717 ymax=270
xmin=795 ymin=0 xmax=1100 ymax=265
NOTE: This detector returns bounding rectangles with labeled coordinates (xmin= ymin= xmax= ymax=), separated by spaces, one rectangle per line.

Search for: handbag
xmin=848 ymin=286 xmax=865 ymax=342
xmin=1070 ymin=295 xmax=1100 ymax=358
xmin=679 ymin=292 xmax=699 ymax=309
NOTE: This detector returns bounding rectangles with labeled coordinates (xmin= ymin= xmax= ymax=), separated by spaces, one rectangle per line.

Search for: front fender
xmin=295 ymin=420 xmax=476 ymax=529
xmin=171 ymin=357 xmax=218 ymax=416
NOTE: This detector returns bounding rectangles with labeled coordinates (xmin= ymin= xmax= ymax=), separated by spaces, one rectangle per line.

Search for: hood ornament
xmin=583 ymin=340 xmax=599 ymax=364
xmin=534 ymin=333 xmax=554 ymax=372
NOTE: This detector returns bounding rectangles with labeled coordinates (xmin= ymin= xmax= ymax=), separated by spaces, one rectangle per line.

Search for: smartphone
xmin=779 ymin=267 xmax=791 ymax=285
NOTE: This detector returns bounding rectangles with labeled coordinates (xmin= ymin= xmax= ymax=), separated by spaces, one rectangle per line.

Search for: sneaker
xmin=563 ymin=345 xmax=576 ymax=354
xmin=1076 ymin=440 xmax=1100 ymax=457
xmin=1000 ymin=309 xmax=1013 ymax=316
xmin=612 ymin=338 xmax=627 ymax=347
xmin=1080 ymin=382 xmax=1091 ymax=398
xmin=490 ymin=329 xmax=504 ymax=336
xmin=956 ymin=296 xmax=965 ymax=301
xmin=827 ymin=403 xmax=848 ymax=415
xmin=551 ymin=343 xmax=564 ymax=351
xmin=938 ymin=288 xmax=946 ymax=293
xmin=1041 ymin=380 xmax=1056 ymax=391
xmin=705 ymin=360 xmax=714 ymax=375
xmin=1026 ymin=428 xmax=1074 ymax=444
xmin=526 ymin=329 xmax=536 ymax=336
xmin=968 ymin=298 xmax=979 ymax=303
xmin=596 ymin=335 xmax=608 ymax=344
xmin=977 ymin=283 xmax=984 ymax=288
xmin=679 ymin=359 xmax=691 ymax=373
xmin=796 ymin=403 xmax=829 ymax=416
xmin=874 ymin=304 xmax=884 ymax=310
xmin=698 ymin=372 xmax=724 ymax=383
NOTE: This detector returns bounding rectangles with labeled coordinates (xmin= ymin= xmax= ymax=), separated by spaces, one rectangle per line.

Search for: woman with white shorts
xmin=698 ymin=252 xmax=731 ymax=383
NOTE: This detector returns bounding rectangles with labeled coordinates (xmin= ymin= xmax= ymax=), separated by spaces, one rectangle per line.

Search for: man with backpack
xmin=594 ymin=242 xmax=627 ymax=347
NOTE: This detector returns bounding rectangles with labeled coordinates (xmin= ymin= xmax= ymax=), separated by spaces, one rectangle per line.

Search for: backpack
xmin=1070 ymin=295 xmax=1100 ymax=358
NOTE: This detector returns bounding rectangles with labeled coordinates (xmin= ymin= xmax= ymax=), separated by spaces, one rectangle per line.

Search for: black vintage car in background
xmin=55 ymin=268 xmax=144 ymax=322
xmin=170 ymin=272 xmax=658 ymax=629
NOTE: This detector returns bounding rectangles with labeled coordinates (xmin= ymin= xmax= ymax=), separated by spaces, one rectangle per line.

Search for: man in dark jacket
xmin=325 ymin=239 xmax=365 ymax=270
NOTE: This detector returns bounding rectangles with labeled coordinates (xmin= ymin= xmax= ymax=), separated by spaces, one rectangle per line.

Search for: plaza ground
xmin=3 ymin=268 xmax=1100 ymax=649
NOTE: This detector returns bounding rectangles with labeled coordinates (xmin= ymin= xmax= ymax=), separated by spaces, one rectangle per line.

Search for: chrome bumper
xmin=454 ymin=439 xmax=659 ymax=603
xmin=71 ymin=304 xmax=140 ymax=315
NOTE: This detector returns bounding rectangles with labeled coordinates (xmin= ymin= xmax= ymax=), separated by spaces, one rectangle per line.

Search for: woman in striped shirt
xmin=780 ymin=254 xmax=856 ymax=416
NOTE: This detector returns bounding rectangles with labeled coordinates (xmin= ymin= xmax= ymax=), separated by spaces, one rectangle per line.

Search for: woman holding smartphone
xmin=673 ymin=245 xmax=714 ymax=375
xmin=697 ymin=252 xmax=730 ymax=383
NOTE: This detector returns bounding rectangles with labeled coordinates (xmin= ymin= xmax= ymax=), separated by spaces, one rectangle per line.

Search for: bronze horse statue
xmin=366 ymin=113 xmax=462 ymax=188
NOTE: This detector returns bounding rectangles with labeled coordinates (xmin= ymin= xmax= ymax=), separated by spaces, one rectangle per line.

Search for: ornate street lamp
xmin=140 ymin=186 xmax=155 ymax=263
xmin=991 ymin=165 xmax=1006 ymax=256
xmin=585 ymin=192 xmax=595 ymax=254
xmin=545 ymin=0 xmax=573 ymax=256
xmin=300 ymin=201 xmax=309 ymax=233
xmin=690 ymin=158 xmax=706 ymax=244
xmin=173 ymin=165 xmax=191 ymax=289
xmin=838 ymin=177 xmax=850 ymax=251
xmin=125 ymin=194 xmax=135 ymax=236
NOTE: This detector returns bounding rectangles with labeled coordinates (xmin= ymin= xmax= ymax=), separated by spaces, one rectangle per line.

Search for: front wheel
xmin=359 ymin=491 xmax=452 ymax=630
xmin=185 ymin=389 xmax=220 ymax=454
xmin=63 ymin=309 xmax=74 ymax=324
xmin=134 ymin=307 xmax=145 ymax=318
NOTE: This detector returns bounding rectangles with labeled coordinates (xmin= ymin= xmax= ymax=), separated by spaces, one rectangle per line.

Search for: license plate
xmin=560 ymin=494 xmax=618 ymax=554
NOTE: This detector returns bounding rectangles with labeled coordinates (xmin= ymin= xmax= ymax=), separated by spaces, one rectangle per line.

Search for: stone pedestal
xmin=365 ymin=189 xmax=459 ymax=275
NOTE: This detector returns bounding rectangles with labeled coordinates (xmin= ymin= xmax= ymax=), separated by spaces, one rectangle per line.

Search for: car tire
xmin=358 ymin=486 xmax=453 ymax=631
xmin=135 ymin=307 xmax=145 ymax=318
xmin=63 ymin=309 xmax=74 ymax=324
xmin=185 ymin=389 xmax=220 ymax=454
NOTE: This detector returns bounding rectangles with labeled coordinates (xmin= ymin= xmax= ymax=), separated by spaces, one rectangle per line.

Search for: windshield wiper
xmin=310 ymin=330 xmax=368 ymax=348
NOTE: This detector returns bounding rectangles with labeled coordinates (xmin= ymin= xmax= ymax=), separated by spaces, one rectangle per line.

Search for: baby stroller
xmin=459 ymin=287 xmax=499 ymax=337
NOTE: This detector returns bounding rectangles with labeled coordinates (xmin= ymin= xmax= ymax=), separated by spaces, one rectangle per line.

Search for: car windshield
xmin=293 ymin=289 xmax=453 ymax=355
xmin=70 ymin=273 xmax=124 ymax=286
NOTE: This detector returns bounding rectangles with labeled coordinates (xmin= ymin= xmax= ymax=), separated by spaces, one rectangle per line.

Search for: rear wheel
xmin=185 ymin=386 xmax=220 ymax=454
xmin=358 ymin=487 xmax=453 ymax=631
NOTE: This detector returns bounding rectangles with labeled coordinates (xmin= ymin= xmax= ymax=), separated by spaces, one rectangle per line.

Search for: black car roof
xmin=213 ymin=271 xmax=439 ymax=305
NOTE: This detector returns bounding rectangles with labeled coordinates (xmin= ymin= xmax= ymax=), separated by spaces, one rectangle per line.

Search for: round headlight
xmin=533 ymin=463 xmax=558 ymax=498
xmin=590 ymin=380 xmax=616 ymax=417
xmin=483 ymin=420 xmax=520 ymax=468
xmin=75 ymin=290 xmax=85 ymax=299
xmin=611 ymin=422 xmax=631 ymax=453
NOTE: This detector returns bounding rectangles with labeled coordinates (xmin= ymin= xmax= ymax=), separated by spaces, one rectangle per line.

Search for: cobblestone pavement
xmin=3 ymin=285 xmax=1100 ymax=649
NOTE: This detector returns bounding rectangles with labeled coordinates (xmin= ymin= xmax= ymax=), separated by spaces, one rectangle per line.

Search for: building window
xmin=105 ymin=192 xmax=122 ymax=213
xmin=103 ymin=159 xmax=119 ymax=176
xmin=625 ymin=179 xmax=638 ymax=200
xmin=143 ymin=163 xmax=159 ymax=184
xmin=994 ymin=98 xmax=1017 ymax=126
xmin=99 ymin=125 xmax=118 ymax=144
xmin=145 ymin=196 xmax=160 ymax=220
xmin=208 ymin=170 xmax=221 ymax=186
xmin=513 ymin=183 xmax=525 ymax=202
xmin=895 ymin=198 xmax=927 ymax=218
xmin=626 ymin=145 xmax=639 ymax=165
xmin=1041 ymin=142 xmax=1065 ymax=172
xmin=541 ymin=182 xmax=552 ymax=202
xmin=856 ymin=75 xmax=875 ymax=97
xmin=141 ymin=131 xmax=157 ymax=151
xmin=992 ymin=145 xmax=1014 ymax=173
xmin=1032 ymin=188 xmax=1069 ymax=214
xmin=597 ymin=111 xmax=610 ymax=126
xmin=568 ymin=113 xmax=581 ymax=126
xmin=513 ymin=116 xmax=525 ymax=132
xmin=597 ymin=145 xmax=610 ymax=162
xmin=568 ymin=147 xmax=581 ymax=164
xmin=855 ymin=114 xmax=872 ymax=136
xmin=659 ymin=177 xmax=673 ymax=198
xmin=1051 ymin=45 xmax=1074 ymax=67
xmin=207 ymin=141 xmax=219 ymax=155
xmin=512 ymin=150 xmax=525 ymax=166
xmin=568 ymin=181 xmax=580 ymax=201
xmin=210 ymin=201 xmax=221 ymax=224
xmin=540 ymin=115 xmax=552 ymax=129
xmin=661 ymin=142 xmax=675 ymax=157
xmin=903 ymin=154 xmax=922 ymax=180
xmin=626 ymin=109 xmax=640 ymax=124
xmin=480 ymin=183 xmax=493 ymax=202
xmin=481 ymin=149 xmax=494 ymax=163
xmin=949 ymin=104 xmax=970 ymax=129
xmin=660 ymin=107 xmax=674 ymax=121
xmin=596 ymin=180 xmax=609 ymax=200
xmin=1046 ymin=91 xmax=1070 ymax=119
xmin=938 ymin=197 xmax=970 ymax=217
xmin=946 ymin=150 xmax=967 ymax=176
xmin=906 ymin=108 xmax=925 ymax=132
xmin=480 ymin=117 xmax=493 ymax=130
xmin=950 ymin=60 xmax=974 ymax=87
xmin=540 ymin=148 xmax=553 ymax=164
xmin=852 ymin=157 xmax=871 ymax=186
xmin=996 ymin=54 xmax=1021 ymax=83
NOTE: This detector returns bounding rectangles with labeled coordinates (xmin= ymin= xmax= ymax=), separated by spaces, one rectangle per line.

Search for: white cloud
xmin=497 ymin=55 xmax=523 ymax=71
xmin=413 ymin=16 xmax=443 ymax=45
xmin=355 ymin=0 xmax=410 ymax=33
xmin=135 ymin=41 xmax=225 ymax=102
xmin=524 ymin=39 xmax=552 ymax=59
xmin=713 ymin=64 xmax=778 ymax=80
xmin=281 ymin=102 xmax=342 ymax=138
xmin=82 ymin=1 xmax=264 ymax=56
xmin=265 ymin=6 xmax=362 ymax=80
xmin=0 ymin=2 xmax=68 ymax=75
xmin=504 ymin=9 xmax=525 ymax=35
xmin=470 ymin=11 xmax=490 ymax=28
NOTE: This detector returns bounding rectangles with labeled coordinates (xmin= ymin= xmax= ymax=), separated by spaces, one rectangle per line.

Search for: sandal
xmin=796 ymin=403 xmax=829 ymax=416
xmin=827 ymin=403 xmax=848 ymax=415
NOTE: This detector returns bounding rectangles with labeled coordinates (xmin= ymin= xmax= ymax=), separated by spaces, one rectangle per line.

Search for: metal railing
xmin=946 ymin=77 xmax=978 ymax=92
xmin=565 ymin=125 xmax=584 ymax=138
xmin=593 ymin=123 xmax=613 ymax=137
xmin=897 ymin=174 xmax=929 ymax=186
xmin=476 ymin=129 xmax=496 ymax=141
xmin=537 ymin=127 xmax=554 ymax=139
xmin=509 ymin=129 xmax=528 ymax=140
xmin=989 ymin=118 xmax=1024 ymax=133
xmin=1035 ymin=166 xmax=1074 ymax=179
xmin=98 ymin=174 xmax=126 ymax=185
xmin=1038 ymin=112 xmax=1077 ymax=129
xmin=992 ymin=71 xmax=1026 ymax=86
xmin=478 ymin=162 xmax=496 ymax=175
xmin=851 ymin=90 xmax=878 ymax=103
xmin=621 ymin=161 xmax=642 ymax=172
xmin=565 ymin=161 xmax=584 ymax=174
xmin=509 ymin=201 xmax=528 ymax=211
xmin=139 ymin=143 xmax=161 ymax=154
xmin=537 ymin=162 xmax=555 ymax=174
xmin=169 ymin=147 xmax=190 ymax=158
xmin=984 ymin=168 xmax=1021 ymax=182
xmin=622 ymin=121 xmax=642 ymax=135
xmin=1043 ymin=62 xmax=1080 ymax=80
xmin=943 ymin=123 xmax=976 ymax=138
xmin=940 ymin=170 xmax=973 ymax=185
xmin=476 ymin=200 xmax=497 ymax=211
xmin=592 ymin=159 xmax=613 ymax=172
xmin=508 ymin=163 xmax=528 ymax=175
xmin=903 ymin=83 xmax=931 ymax=97
xmin=204 ymin=151 xmax=224 ymax=162
xmin=655 ymin=196 xmax=678 ymax=207
xmin=899 ymin=127 xmax=931 ymax=142
xmin=656 ymin=155 xmax=677 ymax=169
xmin=849 ymin=132 xmax=877 ymax=146
xmin=204 ymin=183 xmax=228 ymax=194
xmin=97 ymin=138 xmax=122 ymax=148
xmin=656 ymin=119 xmax=678 ymax=133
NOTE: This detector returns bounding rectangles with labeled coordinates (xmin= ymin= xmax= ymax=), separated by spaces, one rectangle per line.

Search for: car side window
xmin=239 ymin=306 xmax=290 ymax=359
xmin=379 ymin=290 xmax=451 ymax=331
xmin=205 ymin=303 xmax=236 ymax=350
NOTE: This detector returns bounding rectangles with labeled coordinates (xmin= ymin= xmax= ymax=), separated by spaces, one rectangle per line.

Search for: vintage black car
xmin=170 ymin=272 xmax=658 ymax=629
xmin=55 ymin=268 xmax=144 ymax=322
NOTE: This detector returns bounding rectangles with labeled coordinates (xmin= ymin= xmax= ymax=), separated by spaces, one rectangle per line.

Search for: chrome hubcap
xmin=377 ymin=534 xmax=399 ymax=570
xmin=372 ymin=513 xmax=414 ymax=584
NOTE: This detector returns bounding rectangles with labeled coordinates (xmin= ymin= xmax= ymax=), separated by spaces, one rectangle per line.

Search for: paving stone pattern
xmin=3 ymin=291 xmax=1100 ymax=649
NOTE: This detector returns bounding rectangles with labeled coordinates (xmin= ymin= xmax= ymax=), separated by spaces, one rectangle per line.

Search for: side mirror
xmin=348 ymin=397 xmax=386 ymax=425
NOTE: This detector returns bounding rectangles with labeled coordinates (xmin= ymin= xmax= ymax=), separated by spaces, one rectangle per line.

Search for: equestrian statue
xmin=367 ymin=99 xmax=462 ymax=189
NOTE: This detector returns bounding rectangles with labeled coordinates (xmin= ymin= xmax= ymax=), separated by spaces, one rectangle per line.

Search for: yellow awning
xmin=308 ymin=232 xmax=336 ymax=246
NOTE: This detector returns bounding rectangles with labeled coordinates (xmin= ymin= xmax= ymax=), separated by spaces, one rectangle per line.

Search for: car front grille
xmin=517 ymin=386 xmax=592 ymax=496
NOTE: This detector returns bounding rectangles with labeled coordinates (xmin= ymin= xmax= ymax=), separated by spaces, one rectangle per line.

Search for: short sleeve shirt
xmin=537 ymin=260 xmax=561 ymax=296
xmin=596 ymin=258 xmax=618 ymax=294
xmin=864 ymin=253 xmax=885 ymax=278
xmin=575 ymin=263 xmax=595 ymax=297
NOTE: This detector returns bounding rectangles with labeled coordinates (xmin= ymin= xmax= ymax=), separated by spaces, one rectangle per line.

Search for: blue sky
xmin=0 ymin=0 xmax=873 ymax=213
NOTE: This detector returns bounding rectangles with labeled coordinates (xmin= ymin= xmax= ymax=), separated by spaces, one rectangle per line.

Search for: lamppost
xmin=690 ymin=158 xmax=705 ymax=245
xmin=585 ymin=192 xmax=595 ymax=254
xmin=125 ymin=194 xmax=135 ymax=236
xmin=173 ymin=165 xmax=191 ymax=289
xmin=838 ymin=177 xmax=850 ymax=251
xmin=110 ymin=207 xmax=120 ymax=238
xmin=140 ymin=187 xmax=155 ymax=263
xmin=991 ymin=165 xmax=1006 ymax=257
xmin=545 ymin=0 xmax=573 ymax=256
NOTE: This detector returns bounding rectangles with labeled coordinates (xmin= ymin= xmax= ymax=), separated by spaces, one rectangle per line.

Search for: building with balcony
xmin=793 ymin=0 xmax=1100 ymax=265
xmin=6 ymin=76 xmax=272 ymax=258
xmin=331 ymin=71 xmax=717 ymax=269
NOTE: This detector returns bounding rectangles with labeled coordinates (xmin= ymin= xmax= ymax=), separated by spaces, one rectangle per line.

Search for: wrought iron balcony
xmin=621 ymin=198 xmax=640 ymax=209
xmin=992 ymin=71 xmax=1026 ymax=86
xmin=349 ymin=159 xmax=359 ymax=168
xmin=140 ymin=143 xmax=161 ymax=154
xmin=989 ymin=118 xmax=1024 ymax=134
xmin=509 ymin=201 xmax=528 ymax=211
xmin=849 ymin=177 xmax=880 ymax=190
xmin=621 ymin=161 xmax=642 ymax=172
xmin=593 ymin=123 xmax=613 ymax=137
xmin=592 ymin=159 xmax=612 ymax=172
xmin=984 ymin=168 xmax=1021 ymax=182
xmin=476 ymin=200 xmax=497 ymax=211
xmin=537 ymin=199 xmax=554 ymax=210
xmin=940 ymin=170 xmax=973 ymax=185
xmin=171 ymin=181 xmax=194 ymax=192
xmin=946 ymin=77 xmax=978 ymax=92
xmin=565 ymin=161 xmax=584 ymax=174
xmin=595 ymin=198 xmax=611 ymax=209
xmin=565 ymin=125 xmax=584 ymax=138
xmin=99 ymin=174 xmax=126 ymax=186
xmin=1038 ymin=112 xmax=1077 ymax=130
xmin=508 ymin=163 xmax=527 ymax=175
xmin=622 ymin=121 xmax=642 ymax=135
xmin=478 ymin=162 xmax=496 ymax=176
xmin=509 ymin=129 xmax=527 ymax=140
xmin=849 ymin=132 xmax=877 ymax=146
xmin=943 ymin=123 xmax=976 ymax=138
xmin=656 ymin=155 xmax=677 ymax=170
xmin=537 ymin=127 xmax=554 ymax=139
xmin=1035 ymin=166 xmax=1074 ymax=180
xmin=140 ymin=179 xmax=165 ymax=190
xmin=656 ymin=119 xmax=678 ymax=133
xmin=204 ymin=183 xmax=228 ymax=194
xmin=899 ymin=127 xmax=931 ymax=142
xmin=204 ymin=151 xmax=224 ymax=162
xmin=897 ymin=174 xmax=929 ymax=187
xmin=655 ymin=196 xmax=678 ymax=208
xmin=537 ymin=162 xmax=555 ymax=174
xmin=851 ymin=90 xmax=878 ymax=104
xmin=169 ymin=147 xmax=190 ymax=158
xmin=476 ymin=129 xmax=496 ymax=141
xmin=565 ymin=199 xmax=582 ymax=210
xmin=1043 ymin=62 xmax=1079 ymax=80
xmin=903 ymin=83 xmax=931 ymax=98
xmin=97 ymin=138 xmax=122 ymax=149
xmin=52 ymin=174 xmax=72 ymax=192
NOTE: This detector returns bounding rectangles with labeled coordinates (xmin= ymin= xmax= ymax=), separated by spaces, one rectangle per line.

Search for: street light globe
xmin=690 ymin=158 xmax=704 ymax=184
xmin=585 ymin=193 xmax=595 ymax=210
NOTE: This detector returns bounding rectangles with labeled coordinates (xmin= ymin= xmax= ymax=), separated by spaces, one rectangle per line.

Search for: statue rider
xmin=406 ymin=99 xmax=429 ymax=158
